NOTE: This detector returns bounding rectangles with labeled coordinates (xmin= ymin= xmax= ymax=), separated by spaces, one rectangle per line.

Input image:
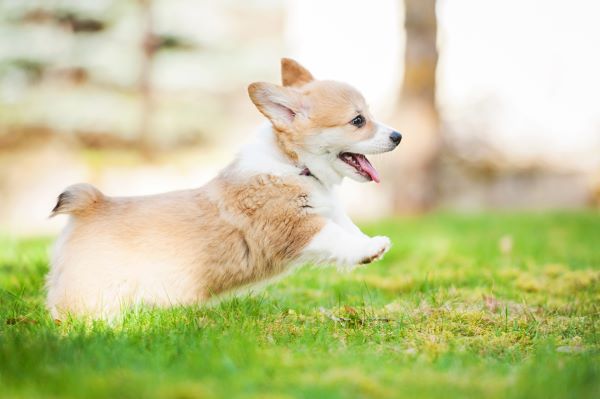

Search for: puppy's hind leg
xmin=301 ymin=221 xmax=390 ymax=268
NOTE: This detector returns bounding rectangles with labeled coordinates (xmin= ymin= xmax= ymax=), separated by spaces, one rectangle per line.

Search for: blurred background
xmin=1 ymin=0 xmax=599 ymax=236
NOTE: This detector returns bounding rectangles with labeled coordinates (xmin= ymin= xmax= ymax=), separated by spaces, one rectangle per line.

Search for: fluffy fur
xmin=46 ymin=59 xmax=402 ymax=320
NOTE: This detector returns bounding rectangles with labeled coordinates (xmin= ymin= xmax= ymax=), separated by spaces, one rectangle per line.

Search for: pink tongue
xmin=356 ymin=154 xmax=380 ymax=183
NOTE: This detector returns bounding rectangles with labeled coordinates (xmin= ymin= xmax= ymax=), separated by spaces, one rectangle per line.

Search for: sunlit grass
xmin=1 ymin=212 xmax=599 ymax=399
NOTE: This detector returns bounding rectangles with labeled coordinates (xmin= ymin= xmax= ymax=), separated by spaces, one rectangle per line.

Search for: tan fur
xmin=205 ymin=170 xmax=324 ymax=294
xmin=48 ymin=58 xmax=398 ymax=319
xmin=281 ymin=58 xmax=314 ymax=87
xmin=248 ymin=79 xmax=377 ymax=165
xmin=274 ymin=131 xmax=300 ymax=162
xmin=47 ymin=173 xmax=323 ymax=318
xmin=300 ymin=81 xmax=374 ymax=132
xmin=51 ymin=183 xmax=104 ymax=217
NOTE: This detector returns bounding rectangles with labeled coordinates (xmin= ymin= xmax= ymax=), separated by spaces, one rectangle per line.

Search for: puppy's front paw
xmin=359 ymin=236 xmax=391 ymax=264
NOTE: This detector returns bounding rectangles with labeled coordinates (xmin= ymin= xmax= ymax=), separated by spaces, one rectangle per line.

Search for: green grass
xmin=1 ymin=212 xmax=599 ymax=399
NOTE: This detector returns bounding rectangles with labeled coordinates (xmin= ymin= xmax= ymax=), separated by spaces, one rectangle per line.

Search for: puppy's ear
xmin=248 ymin=82 xmax=306 ymax=131
xmin=281 ymin=58 xmax=314 ymax=87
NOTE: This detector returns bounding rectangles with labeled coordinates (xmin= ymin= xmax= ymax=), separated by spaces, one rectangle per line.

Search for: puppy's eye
xmin=350 ymin=114 xmax=365 ymax=128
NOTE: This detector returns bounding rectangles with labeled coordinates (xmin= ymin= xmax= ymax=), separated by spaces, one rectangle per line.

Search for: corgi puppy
xmin=46 ymin=59 xmax=402 ymax=320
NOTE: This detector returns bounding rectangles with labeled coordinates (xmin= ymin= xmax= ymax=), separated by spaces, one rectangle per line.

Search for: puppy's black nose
xmin=390 ymin=131 xmax=402 ymax=145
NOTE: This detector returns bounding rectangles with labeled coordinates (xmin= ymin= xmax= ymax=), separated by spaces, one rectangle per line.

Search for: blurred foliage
xmin=0 ymin=58 xmax=47 ymax=82
xmin=20 ymin=8 xmax=106 ymax=32
xmin=0 ymin=0 xmax=283 ymax=149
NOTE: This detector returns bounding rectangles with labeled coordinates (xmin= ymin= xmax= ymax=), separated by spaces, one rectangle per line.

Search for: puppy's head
xmin=248 ymin=58 xmax=401 ymax=183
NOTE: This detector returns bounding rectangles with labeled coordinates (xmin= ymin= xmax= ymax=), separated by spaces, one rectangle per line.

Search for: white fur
xmin=47 ymin=124 xmax=394 ymax=320
xmin=47 ymin=57 xmax=402 ymax=320
xmin=234 ymin=123 xmax=301 ymax=178
xmin=300 ymin=122 xmax=398 ymax=185
xmin=236 ymin=121 xmax=397 ymax=188
xmin=300 ymin=221 xmax=390 ymax=269
xmin=236 ymin=124 xmax=392 ymax=268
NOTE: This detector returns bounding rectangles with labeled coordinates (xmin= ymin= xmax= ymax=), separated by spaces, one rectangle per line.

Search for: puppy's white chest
xmin=305 ymin=183 xmax=342 ymax=220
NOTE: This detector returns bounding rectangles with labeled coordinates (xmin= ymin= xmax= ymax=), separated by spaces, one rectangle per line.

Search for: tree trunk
xmin=402 ymin=0 xmax=438 ymax=104
xmin=392 ymin=0 xmax=440 ymax=212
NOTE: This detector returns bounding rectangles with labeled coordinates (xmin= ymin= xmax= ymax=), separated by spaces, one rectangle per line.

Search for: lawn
xmin=1 ymin=213 xmax=599 ymax=399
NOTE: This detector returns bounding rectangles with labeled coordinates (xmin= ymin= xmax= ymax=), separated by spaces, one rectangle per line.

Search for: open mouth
xmin=339 ymin=152 xmax=380 ymax=183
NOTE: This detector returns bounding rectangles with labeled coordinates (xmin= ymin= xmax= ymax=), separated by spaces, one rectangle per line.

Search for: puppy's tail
xmin=51 ymin=183 xmax=105 ymax=217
